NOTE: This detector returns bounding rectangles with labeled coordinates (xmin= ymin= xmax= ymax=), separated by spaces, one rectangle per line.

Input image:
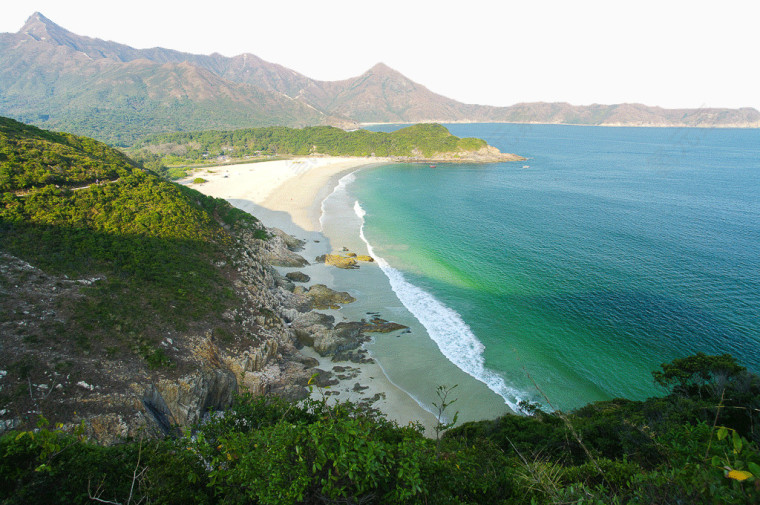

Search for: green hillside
xmin=0 ymin=117 xmax=138 ymax=191
xmin=1 ymin=116 xmax=259 ymax=360
xmin=132 ymin=123 xmax=488 ymax=166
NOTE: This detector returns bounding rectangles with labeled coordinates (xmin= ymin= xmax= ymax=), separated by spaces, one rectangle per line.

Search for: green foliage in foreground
xmin=2 ymin=354 xmax=759 ymax=504
xmin=131 ymin=123 xmax=488 ymax=165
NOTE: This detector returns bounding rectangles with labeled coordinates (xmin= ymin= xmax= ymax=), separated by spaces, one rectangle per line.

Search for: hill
xmin=1 ymin=13 xmax=758 ymax=146
xmin=0 ymin=116 xmax=329 ymax=439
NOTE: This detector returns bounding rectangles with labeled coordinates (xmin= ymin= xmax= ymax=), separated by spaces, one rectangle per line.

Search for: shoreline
xmin=183 ymin=157 xmax=441 ymax=432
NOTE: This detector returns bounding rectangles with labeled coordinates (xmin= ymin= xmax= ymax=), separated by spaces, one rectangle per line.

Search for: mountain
xmin=1 ymin=13 xmax=758 ymax=145
xmin=0 ymin=13 xmax=353 ymax=145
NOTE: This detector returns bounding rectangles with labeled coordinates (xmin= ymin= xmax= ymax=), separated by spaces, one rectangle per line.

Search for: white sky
xmin=2 ymin=0 xmax=758 ymax=111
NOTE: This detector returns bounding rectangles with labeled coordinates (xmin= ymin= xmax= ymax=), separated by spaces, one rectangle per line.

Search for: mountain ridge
xmin=2 ymin=12 xmax=758 ymax=145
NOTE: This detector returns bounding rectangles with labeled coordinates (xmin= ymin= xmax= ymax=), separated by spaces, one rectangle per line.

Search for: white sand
xmin=182 ymin=157 xmax=440 ymax=434
xmin=183 ymin=157 xmax=385 ymax=232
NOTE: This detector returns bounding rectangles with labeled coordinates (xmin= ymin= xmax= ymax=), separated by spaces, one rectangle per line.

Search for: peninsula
xmin=131 ymin=123 xmax=524 ymax=175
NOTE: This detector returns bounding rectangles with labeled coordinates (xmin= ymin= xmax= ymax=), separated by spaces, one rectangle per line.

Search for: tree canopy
xmin=131 ymin=123 xmax=488 ymax=166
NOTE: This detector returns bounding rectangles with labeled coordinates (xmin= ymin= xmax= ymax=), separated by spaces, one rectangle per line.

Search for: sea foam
xmin=354 ymin=200 xmax=525 ymax=412
xmin=319 ymin=172 xmax=356 ymax=231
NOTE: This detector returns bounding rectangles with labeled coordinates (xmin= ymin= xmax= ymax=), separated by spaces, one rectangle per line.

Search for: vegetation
xmin=0 ymin=116 xmax=138 ymax=192
xmin=1 ymin=353 xmax=759 ymax=504
xmin=1 ymin=116 xmax=261 ymax=363
xmin=3 ymin=119 xmax=759 ymax=504
xmin=130 ymin=123 xmax=488 ymax=167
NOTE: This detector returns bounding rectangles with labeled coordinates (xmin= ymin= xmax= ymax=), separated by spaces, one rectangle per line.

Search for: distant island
xmin=1 ymin=12 xmax=758 ymax=145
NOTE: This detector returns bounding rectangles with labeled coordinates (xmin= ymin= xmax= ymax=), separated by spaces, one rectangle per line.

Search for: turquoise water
xmin=353 ymin=124 xmax=760 ymax=411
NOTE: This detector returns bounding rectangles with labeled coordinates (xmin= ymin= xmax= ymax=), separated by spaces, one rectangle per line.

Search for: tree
xmin=652 ymin=352 xmax=746 ymax=397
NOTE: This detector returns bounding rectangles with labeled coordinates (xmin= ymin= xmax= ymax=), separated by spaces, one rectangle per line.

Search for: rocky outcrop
xmin=316 ymin=252 xmax=375 ymax=269
xmin=0 ymin=215 xmax=394 ymax=442
xmin=285 ymin=271 xmax=310 ymax=283
xmin=261 ymin=228 xmax=309 ymax=267
xmin=363 ymin=317 xmax=409 ymax=333
xmin=270 ymin=228 xmax=306 ymax=251
xmin=316 ymin=253 xmax=358 ymax=269
xmin=291 ymin=312 xmax=368 ymax=357
xmin=293 ymin=284 xmax=356 ymax=310
xmin=141 ymin=367 xmax=238 ymax=436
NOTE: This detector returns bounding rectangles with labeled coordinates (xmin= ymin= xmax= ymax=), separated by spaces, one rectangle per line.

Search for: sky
xmin=2 ymin=0 xmax=758 ymax=111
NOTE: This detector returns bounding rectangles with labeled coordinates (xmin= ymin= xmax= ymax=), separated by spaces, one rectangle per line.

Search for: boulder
xmin=316 ymin=254 xmax=358 ymax=269
xmin=291 ymin=311 xmax=335 ymax=348
xmin=285 ymin=271 xmax=311 ymax=283
xmin=304 ymin=284 xmax=356 ymax=309
xmin=312 ymin=322 xmax=366 ymax=356
xmin=363 ymin=319 xmax=408 ymax=333
xmin=292 ymin=311 xmax=336 ymax=329
xmin=263 ymin=231 xmax=309 ymax=267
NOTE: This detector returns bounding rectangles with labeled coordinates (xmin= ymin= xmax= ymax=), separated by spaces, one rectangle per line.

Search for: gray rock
xmin=292 ymin=311 xmax=335 ymax=329
xmin=142 ymin=368 xmax=238 ymax=436
xmin=285 ymin=271 xmax=311 ymax=283
xmin=271 ymin=228 xmax=306 ymax=251
xmin=276 ymin=276 xmax=296 ymax=292
xmin=312 ymin=322 xmax=366 ymax=356
xmin=280 ymin=308 xmax=300 ymax=323
xmin=262 ymin=231 xmax=309 ymax=267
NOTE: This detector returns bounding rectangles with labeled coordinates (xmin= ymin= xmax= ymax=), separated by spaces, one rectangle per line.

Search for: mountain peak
xmin=19 ymin=12 xmax=67 ymax=41
xmin=367 ymin=62 xmax=398 ymax=75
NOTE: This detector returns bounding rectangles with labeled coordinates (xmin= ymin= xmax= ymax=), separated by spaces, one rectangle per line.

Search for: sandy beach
xmin=184 ymin=157 xmax=387 ymax=232
xmin=183 ymin=157 xmax=441 ymax=432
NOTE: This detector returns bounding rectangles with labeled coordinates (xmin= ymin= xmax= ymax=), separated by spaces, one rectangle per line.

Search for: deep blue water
xmin=354 ymin=123 xmax=760 ymax=410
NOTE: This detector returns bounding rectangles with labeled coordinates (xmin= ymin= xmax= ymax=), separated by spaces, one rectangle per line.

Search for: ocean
xmin=324 ymin=123 xmax=760 ymax=415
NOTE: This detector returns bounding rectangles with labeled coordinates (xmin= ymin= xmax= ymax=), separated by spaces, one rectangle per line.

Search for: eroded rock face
xmin=262 ymin=230 xmax=309 ymax=267
xmin=291 ymin=311 xmax=335 ymax=348
xmin=143 ymin=368 xmax=238 ymax=435
xmin=270 ymin=228 xmax=306 ymax=251
xmin=0 ymin=224 xmax=318 ymax=441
